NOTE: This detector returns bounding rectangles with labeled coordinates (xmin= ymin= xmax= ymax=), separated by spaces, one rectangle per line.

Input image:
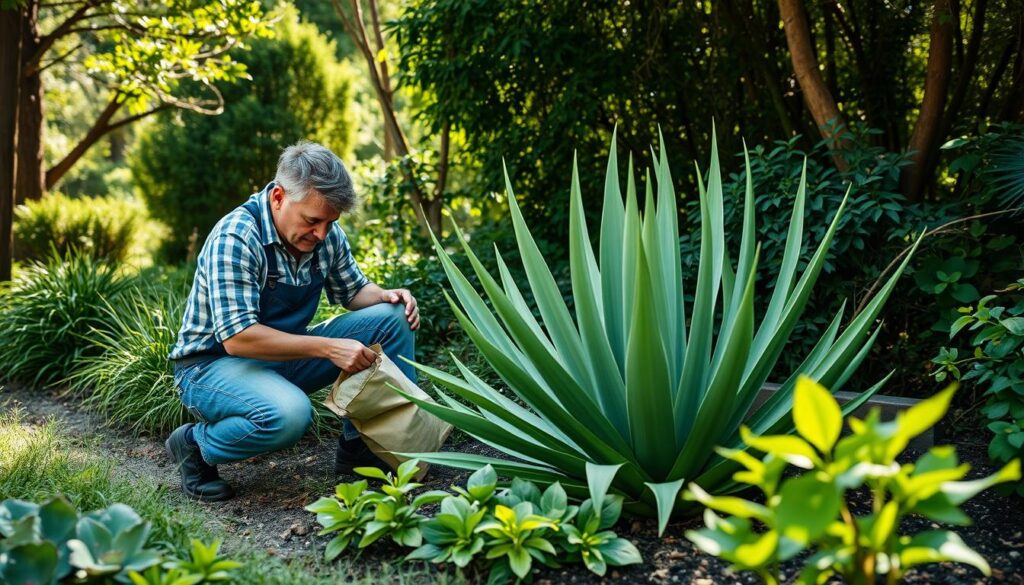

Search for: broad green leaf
xmin=684 ymin=483 xmax=770 ymax=520
xmin=793 ymin=375 xmax=842 ymax=454
xmin=775 ymin=474 xmax=840 ymax=545
xmin=897 ymin=530 xmax=990 ymax=575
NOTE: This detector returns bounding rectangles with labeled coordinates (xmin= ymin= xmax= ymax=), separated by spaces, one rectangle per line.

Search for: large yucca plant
xmin=401 ymin=130 xmax=921 ymax=532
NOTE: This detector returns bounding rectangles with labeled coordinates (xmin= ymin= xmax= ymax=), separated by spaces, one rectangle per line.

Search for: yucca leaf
xmin=625 ymin=238 xmax=677 ymax=479
xmin=570 ymin=155 xmax=629 ymax=435
xmin=655 ymin=131 xmax=686 ymax=381
xmin=621 ymin=158 xmax=640 ymax=362
xmin=644 ymin=479 xmax=685 ymax=536
xmin=447 ymin=213 xmax=626 ymax=450
xmin=674 ymin=157 xmax=720 ymax=444
xmin=735 ymin=303 xmax=846 ymax=435
xmin=734 ymin=188 xmax=851 ymax=423
xmin=751 ymin=158 xmax=808 ymax=356
xmin=671 ymin=250 xmax=758 ymax=480
xmin=585 ymin=462 xmax=624 ymax=513
xmin=441 ymin=290 xmax=636 ymax=465
xmin=390 ymin=386 xmax=590 ymax=477
xmin=599 ymin=130 xmax=627 ymax=370
xmin=409 ymin=358 xmax=579 ymax=455
xmin=503 ymin=164 xmax=597 ymax=394
xmin=428 ymin=228 xmax=521 ymax=358
xmin=493 ymin=247 xmax=555 ymax=355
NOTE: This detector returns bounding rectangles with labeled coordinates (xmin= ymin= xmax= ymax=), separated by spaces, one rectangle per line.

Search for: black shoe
xmin=165 ymin=424 xmax=235 ymax=502
xmin=335 ymin=436 xmax=388 ymax=477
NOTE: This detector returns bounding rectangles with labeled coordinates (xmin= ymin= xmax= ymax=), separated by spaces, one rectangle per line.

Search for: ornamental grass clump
xmin=0 ymin=250 xmax=136 ymax=387
xmin=397 ymin=128 xmax=922 ymax=532
xmin=67 ymin=283 xmax=190 ymax=435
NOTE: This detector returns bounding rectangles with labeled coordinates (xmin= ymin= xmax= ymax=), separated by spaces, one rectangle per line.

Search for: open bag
xmin=323 ymin=344 xmax=452 ymax=478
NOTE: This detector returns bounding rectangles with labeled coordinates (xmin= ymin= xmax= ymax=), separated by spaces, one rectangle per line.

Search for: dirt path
xmin=3 ymin=385 xmax=1023 ymax=584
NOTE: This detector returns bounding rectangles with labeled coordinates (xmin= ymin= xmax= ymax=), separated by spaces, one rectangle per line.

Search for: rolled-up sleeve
xmin=208 ymin=230 xmax=263 ymax=342
xmin=325 ymin=226 xmax=369 ymax=307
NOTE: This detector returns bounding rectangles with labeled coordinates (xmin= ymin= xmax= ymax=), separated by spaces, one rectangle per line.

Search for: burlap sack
xmin=323 ymin=344 xmax=452 ymax=478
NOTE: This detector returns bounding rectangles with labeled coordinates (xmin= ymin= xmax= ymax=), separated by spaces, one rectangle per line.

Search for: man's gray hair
xmin=274 ymin=141 xmax=356 ymax=212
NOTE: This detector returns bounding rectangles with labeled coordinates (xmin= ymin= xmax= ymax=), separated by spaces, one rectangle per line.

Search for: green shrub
xmin=0 ymin=251 xmax=136 ymax=387
xmin=403 ymin=130 xmax=920 ymax=531
xmin=14 ymin=193 xmax=141 ymax=263
xmin=684 ymin=376 xmax=1021 ymax=584
xmin=67 ymin=284 xmax=191 ymax=436
xmin=932 ymin=279 xmax=1024 ymax=495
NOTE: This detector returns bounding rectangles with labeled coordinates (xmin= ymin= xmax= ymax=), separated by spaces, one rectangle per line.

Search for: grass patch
xmin=0 ymin=406 xmax=453 ymax=583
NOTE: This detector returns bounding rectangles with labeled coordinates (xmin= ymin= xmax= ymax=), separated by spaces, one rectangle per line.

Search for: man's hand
xmin=324 ymin=338 xmax=378 ymax=373
xmin=382 ymin=288 xmax=420 ymax=331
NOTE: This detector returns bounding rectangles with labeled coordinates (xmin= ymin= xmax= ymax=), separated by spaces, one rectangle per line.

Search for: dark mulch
xmin=2 ymin=385 xmax=1022 ymax=584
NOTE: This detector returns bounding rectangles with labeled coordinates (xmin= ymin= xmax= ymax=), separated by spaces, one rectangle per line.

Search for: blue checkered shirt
xmin=168 ymin=183 xmax=369 ymax=360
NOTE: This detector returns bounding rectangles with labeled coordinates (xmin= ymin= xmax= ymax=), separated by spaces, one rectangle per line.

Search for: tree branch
xmin=23 ymin=41 xmax=81 ymax=78
xmin=853 ymin=208 xmax=1023 ymax=316
xmin=31 ymin=0 xmax=105 ymax=70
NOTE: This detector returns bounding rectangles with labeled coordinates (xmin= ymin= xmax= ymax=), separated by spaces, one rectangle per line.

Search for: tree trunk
xmin=901 ymin=0 xmax=955 ymax=202
xmin=46 ymin=98 xmax=122 ymax=190
xmin=778 ymin=0 xmax=850 ymax=170
xmin=941 ymin=0 xmax=987 ymax=139
xmin=332 ymin=0 xmax=443 ymax=237
xmin=16 ymin=0 xmax=44 ymax=205
xmin=999 ymin=16 xmax=1024 ymax=122
xmin=1 ymin=7 xmax=23 ymax=282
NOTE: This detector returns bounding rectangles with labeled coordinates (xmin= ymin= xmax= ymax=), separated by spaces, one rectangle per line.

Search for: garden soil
xmin=3 ymin=386 xmax=1022 ymax=584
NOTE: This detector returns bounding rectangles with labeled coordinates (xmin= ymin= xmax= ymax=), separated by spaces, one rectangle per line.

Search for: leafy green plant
xmin=305 ymin=480 xmax=377 ymax=561
xmin=66 ymin=284 xmax=191 ymax=435
xmin=309 ymin=460 xmax=641 ymax=581
xmin=398 ymin=129 xmax=921 ymax=530
xmin=932 ymin=279 xmax=1024 ymax=495
xmin=159 ymin=539 xmax=241 ymax=583
xmin=684 ymin=376 xmax=1021 ymax=584
xmin=476 ymin=502 xmax=558 ymax=581
xmin=305 ymin=460 xmax=447 ymax=559
xmin=0 ymin=498 xmax=167 ymax=584
xmin=0 ymin=497 xmax=78 ymax=584
xmin=14 ymin=193 xmax=141 ymax=263
xmin=356 ymin=461 xmax=449 ymax=548
xmin=0 ymin=249 xmax=136 ymax=386
xmin=66 ymin=503 xmax=163 ymax=581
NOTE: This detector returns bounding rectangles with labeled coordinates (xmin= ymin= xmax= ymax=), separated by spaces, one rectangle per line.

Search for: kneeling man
xmin=166 ymin=141 xmax=419 ymax=502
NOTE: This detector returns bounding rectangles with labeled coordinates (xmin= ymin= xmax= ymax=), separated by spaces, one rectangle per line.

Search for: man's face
xmin=269 ymin=185 xmax=341 ymax=255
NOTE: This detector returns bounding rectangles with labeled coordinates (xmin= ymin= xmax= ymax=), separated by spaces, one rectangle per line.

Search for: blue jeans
xmin=172 ymin=303 xmax=416 ymax=465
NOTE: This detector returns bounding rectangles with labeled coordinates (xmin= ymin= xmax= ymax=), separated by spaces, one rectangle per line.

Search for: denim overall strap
xmin=239 ymin=199 xmax=325 ymax=336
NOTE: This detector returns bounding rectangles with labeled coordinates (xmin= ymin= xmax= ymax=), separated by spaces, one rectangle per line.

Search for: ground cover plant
xmin=399 ymin=130 xmax=923 ymax=532
xmin=306 ymin=460 xmax=642 ymax=582
xmin=684 ymin=376 xmax=1021 ymax=584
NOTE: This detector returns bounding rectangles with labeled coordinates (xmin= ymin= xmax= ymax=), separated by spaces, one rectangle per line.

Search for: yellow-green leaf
xmin=793 ymin=375 xmax=842 ymax=454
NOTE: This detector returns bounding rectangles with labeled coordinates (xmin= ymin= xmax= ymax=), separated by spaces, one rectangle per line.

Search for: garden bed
xmin=2 ymin=384 xmax=1021 ymax=584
